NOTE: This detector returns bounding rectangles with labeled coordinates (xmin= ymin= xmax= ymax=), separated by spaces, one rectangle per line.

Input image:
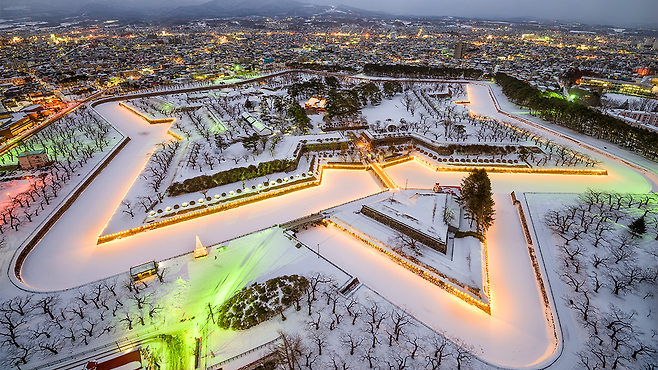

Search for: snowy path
xmin=467 ymin=83 xmax=658 ymax=192
xmin=296 ymin=202 xmax=552 ymax=369
xmin=19 ymin=102 xmax=382 ymax=290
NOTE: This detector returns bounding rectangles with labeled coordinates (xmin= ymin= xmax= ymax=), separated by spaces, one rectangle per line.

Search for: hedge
xmin=168 ymin=158 xmax=297 ymax=197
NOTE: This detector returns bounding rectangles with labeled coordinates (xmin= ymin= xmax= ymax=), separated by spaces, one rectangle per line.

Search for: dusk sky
xmin=304 ymin=0 xmax=658 ymax=28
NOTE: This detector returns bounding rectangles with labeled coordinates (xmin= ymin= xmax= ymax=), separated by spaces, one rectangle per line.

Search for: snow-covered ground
xmin=17 ymin=99 xmax=382 ymax=289
xmin=326 ymin=190 xmax=486 ymax=302
xmin=524 ymin=192 xmax=658 ymax=369
xmin=3 ymin=73 xmax=657 ymax=369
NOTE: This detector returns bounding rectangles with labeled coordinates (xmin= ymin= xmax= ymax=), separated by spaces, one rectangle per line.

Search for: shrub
xmin=217 ymin=275 xmax=309 ymax=330
xmin=168 ymin=158 xmax=298 ymax=196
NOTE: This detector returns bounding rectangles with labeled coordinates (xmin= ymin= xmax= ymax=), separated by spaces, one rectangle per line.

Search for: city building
xmin=130 ymin=260 xmax=158 ymax=282
xmin=616 ymin=110 xmax=658 ymax=127
xmin=578 ymin=76 xmax=658 ymax=98
xmin=0 ymin=110 xmax=30 ymax=139
xmin=454 ymin=41 xmax=467 ymax=59
xmin=304 ymin=97 xmax=327 ymax=111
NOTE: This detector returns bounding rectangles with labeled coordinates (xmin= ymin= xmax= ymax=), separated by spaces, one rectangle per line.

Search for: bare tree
xmin=38 ymin=338 xmax=62 ymax=355
xmin=390 ymin=232 xmax=423 ymax=256
xmin=63 ymin=325 xmax=77 ymax=344
xmin=305 ymin=273 xmax=332 ymax=315
xmin=1 ymin=296 xmax=34 ymax=317
xmin=386 ymin=310 xmax=411 ymax=345
xmin=68 ymin=304 xmax=85 ymax=319
xmin=385 ymin=344 xmax=411 ymax=370
xmin=341 ymin=331 xmax=365 ymax=356
xmin=359 ymin=346 xmax=378 ymax=369
xmin=33 ymin=294 xmax=59 ymax=320
xmin=120 ymin=200 xmax=135 ymax=218
xmin=6 ymin=342 xmax=34 ymax=368
xmin=0 ymin=311 xmax=26 ymax=347
xmin=120 ymin=312 xmax=134 ymax=330
xmin=29 ymin=321 xmax=53 ymax=340
xmin=453 ymin=339 xmax=474 ymax=370
xmin=81 ymin=318 xmax=97 ymax=338
xmin=301 ymin=348 xmax=319 ymax=370
xmin=309 ymin=328 xmax=327 ymax=357
xmin=74 ymin=289 xmax=89 ymax=306
xmin=426 ymin=332 xmax=452 ymax=369
xmin=271 ymin=331 xmax=305 ymax=370
xmin=570 ymin=290 xmax=595 ymax=322
xmin=562 ymin=272 xmax=586 ymax=293
xmin=606 ymin=235 xmax=638 ymax=265
xmin=153 ymin=266 xmax=168 ymax=284
xmin=344 ymin=297 xmax=361 ymax=325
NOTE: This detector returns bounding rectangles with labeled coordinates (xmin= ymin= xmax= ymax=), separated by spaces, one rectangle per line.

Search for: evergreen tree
xmin=287 ymin=103 xmax=311 ymax=131
xmin=629 ymin=216 xmax=646 ymax=237
xmin=242 ymin=134 xmax=260 ymax=154
xmin=214 ymin=134 xmax=229 ymax=152
xmin=325 ymin=90 xmax=360 ymax=119
xmin=459 ymin=169 xmax=495 ymax=234
xmin=383 ymin=81 xmax=403 ymax=99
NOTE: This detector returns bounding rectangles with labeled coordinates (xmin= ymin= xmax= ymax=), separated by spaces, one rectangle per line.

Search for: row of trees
xmin=167 ymin=158 xmax=297 ymax=197
xmin=495 ymin=73 xmax=658 ymax=160
xmin=363 ymin=64 xmax=484 ymax=80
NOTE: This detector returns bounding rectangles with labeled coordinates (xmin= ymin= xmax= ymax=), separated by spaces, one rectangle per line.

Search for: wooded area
xmin=495 ymin=73 xmax=658 ymax=160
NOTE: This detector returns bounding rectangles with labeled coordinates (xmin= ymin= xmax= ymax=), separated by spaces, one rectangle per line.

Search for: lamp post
xmin=317 ymin=243 xmax=320 ymax=258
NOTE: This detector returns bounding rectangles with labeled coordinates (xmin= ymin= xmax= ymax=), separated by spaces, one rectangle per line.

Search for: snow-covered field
xmin=524 ymin=192 xmax=658 ymax=369
xmin=1 ymin=72 xmax=656 ymax=369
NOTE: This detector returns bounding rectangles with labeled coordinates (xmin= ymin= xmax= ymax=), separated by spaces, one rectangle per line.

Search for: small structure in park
xmin=304 ymin=97 xmax=327 ymax=111
xmin=130 ymin=260 xmax=157 ymax=282
xmin=194 ymin=235 xmax=208 ymax=259
xmin=241 ymin=111 xmax=272 ymax=135
xmin=17 ymin=149 xmax=49 ymax=169
xmin=85 ymin=349 xmax=142 ymax=370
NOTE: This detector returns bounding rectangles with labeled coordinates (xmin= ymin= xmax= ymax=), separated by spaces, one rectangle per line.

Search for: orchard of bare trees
xmin=0 ymin=267 xmax=171 ymax=369
xmin=0 ymin=106 xmax=118 ymax=234
xmin=212 ymin=272 xmax=482 ymax=370
xmin=545 ymin=190 xmax=658 ymax=369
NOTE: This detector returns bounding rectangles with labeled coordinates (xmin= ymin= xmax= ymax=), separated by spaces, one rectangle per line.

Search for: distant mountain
xmin=165 ymin=0 xmax=313 ymax=19
xmin=77 ymin=3 xmax=146 ymax=20
xmin=160 ymin=0 xmax=391 ymax=20
xmin=0 ymin=0 xmax=390 ymax=22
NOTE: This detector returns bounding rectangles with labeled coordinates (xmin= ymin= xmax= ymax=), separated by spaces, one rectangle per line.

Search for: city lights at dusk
xmin=0 ymin=1 xmax=656 ymax=369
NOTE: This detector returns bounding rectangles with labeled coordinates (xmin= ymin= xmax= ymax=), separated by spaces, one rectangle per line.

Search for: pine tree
xmin=459 ymin=169 xmax=495 ymax=234
xmin=242 ymin=134 xmax=260 ymax=154
xmin=629 ymin=216 xmax=646 ymax=237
